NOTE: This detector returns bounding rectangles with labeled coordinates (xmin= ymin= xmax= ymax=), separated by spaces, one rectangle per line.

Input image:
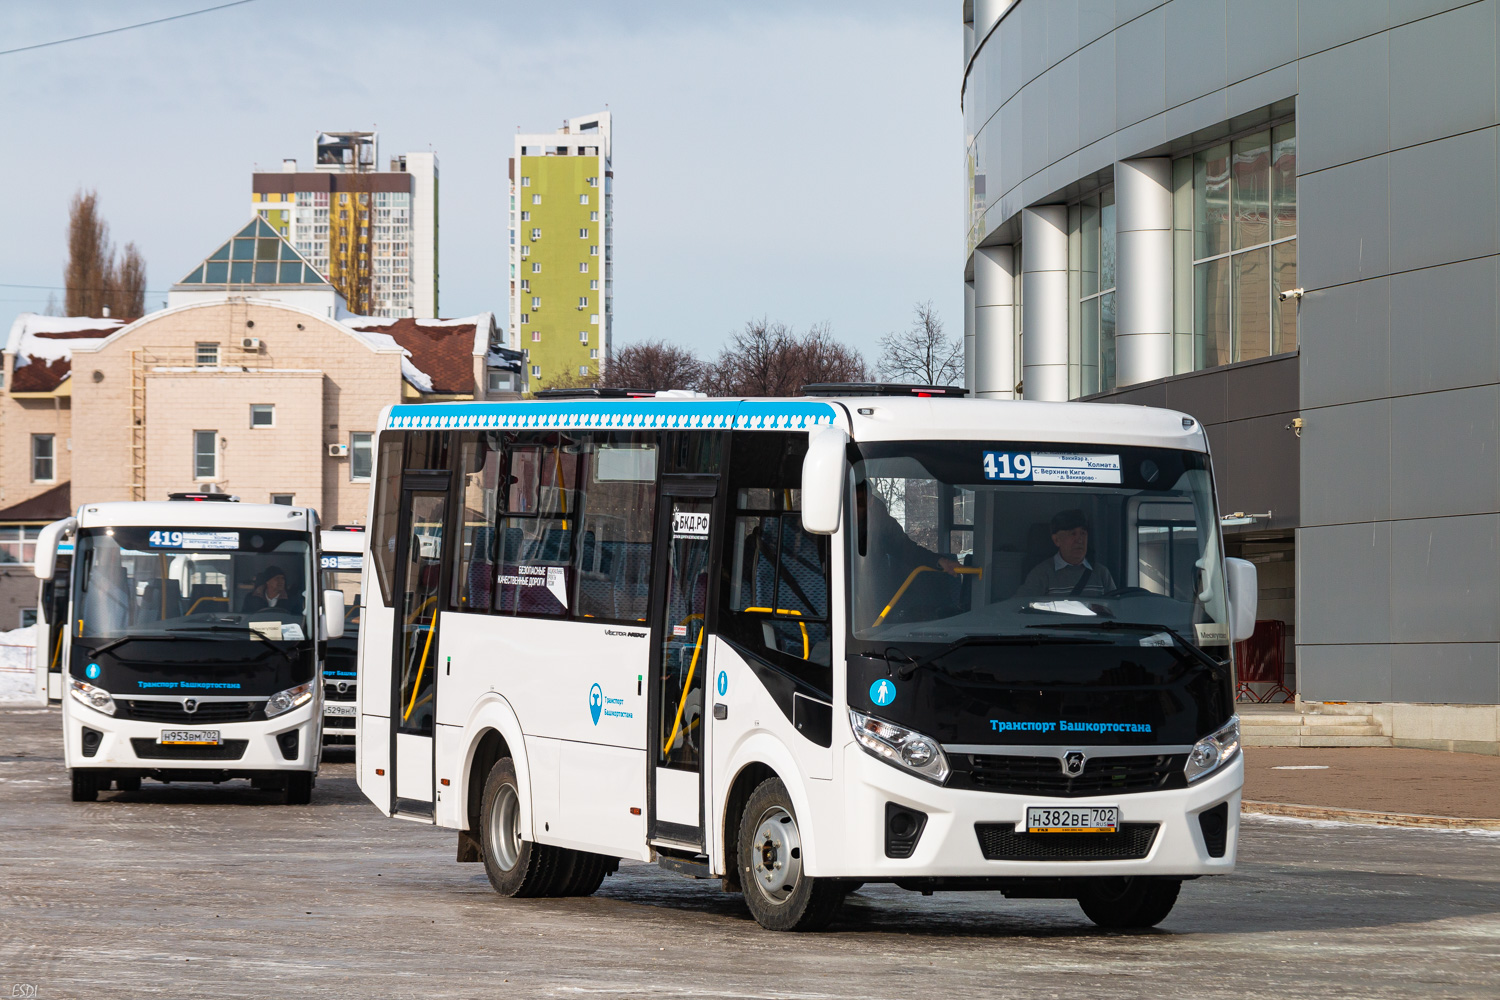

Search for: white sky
xmin=1 ymin=1 xmax=963 ymax=361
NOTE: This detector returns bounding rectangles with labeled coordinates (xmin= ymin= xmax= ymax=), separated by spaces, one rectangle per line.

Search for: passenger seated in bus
xmin=242 ymin=566 xmax=303 ymax=615
xmin=1020 ymin=508 xmax=1116 ymax=597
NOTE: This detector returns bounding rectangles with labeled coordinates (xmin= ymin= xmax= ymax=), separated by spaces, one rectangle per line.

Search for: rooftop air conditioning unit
xmin=328 ymin=443 xmax=349 ymax=458
xmin=242 ymin=337 xmax=263 ymax=351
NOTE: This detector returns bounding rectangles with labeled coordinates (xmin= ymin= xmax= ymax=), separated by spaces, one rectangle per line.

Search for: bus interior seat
xmin=133 ymin=579 xmax=184 ymax=624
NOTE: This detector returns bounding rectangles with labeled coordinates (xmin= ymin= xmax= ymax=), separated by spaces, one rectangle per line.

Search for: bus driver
xmin=1021 ymin=508 xmax=1117 ymax=597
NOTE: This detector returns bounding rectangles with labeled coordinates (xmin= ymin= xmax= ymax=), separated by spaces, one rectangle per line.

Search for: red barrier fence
xmin=1234 ymin=619 xmax=1293 ymax=704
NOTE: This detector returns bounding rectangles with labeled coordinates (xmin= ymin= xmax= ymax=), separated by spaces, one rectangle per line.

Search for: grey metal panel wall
xmin=964 ymin=0 xmax=1500 ymax=705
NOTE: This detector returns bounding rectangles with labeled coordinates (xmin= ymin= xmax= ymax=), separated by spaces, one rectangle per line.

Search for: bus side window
xmin=493 ymin=432 xmax=582 ymax=617
xmin=576 ymin=434 xmax=658 ymax=621
xmin=453 ymin=432 xmax=503 ymax=611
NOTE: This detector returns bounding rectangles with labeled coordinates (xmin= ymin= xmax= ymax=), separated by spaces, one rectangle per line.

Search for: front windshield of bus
xmin=848 ymin=441 xmax=1227 ymax=650
xmin=73 ymin=526 xmax=314 ymax=642
xmin=320 ymin=553 xmax=363 ymax=640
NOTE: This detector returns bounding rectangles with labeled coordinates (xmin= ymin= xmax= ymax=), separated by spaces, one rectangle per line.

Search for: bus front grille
xmin=129 ymin=738 xmax=250 ymax=761
xmin=960 ymin=753 xmax=1187 ymax=797
xmin=974 ymin=822 xmax=1159 ymax=861
xmin=122 ymin=700 xmax=262 ymax=724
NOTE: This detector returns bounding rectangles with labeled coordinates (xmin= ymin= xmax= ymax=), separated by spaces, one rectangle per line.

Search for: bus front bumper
xmin=831 ymin=743 xmax=1242 ymax=879
xmin=64 ymin=698 xmax=320 ymax=774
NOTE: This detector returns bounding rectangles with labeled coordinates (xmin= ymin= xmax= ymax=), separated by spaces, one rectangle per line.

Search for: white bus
xmin=320 ymin=525 xmax=366 ymax=748
xmin=35 ymin=494 xmax=347 ymax=804
xmin=355 ymin=387 xmax=1256 ymax=930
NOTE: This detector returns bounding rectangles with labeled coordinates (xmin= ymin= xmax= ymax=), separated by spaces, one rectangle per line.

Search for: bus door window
xmin=1135 ymin=500 xmax=1199 ymax=599
xmin=398 ymin=492 xmax=447 ymax=734
xmin=658 ymin=498 xmax=713 ymax=770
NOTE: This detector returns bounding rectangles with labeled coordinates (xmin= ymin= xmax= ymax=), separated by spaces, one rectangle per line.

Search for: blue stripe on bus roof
xmin=385 ymin=400 xmax=840 ymax=432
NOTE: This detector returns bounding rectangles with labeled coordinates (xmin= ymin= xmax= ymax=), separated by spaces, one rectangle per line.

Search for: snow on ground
xmin=0 ymin=625 xmax=42 ymax=704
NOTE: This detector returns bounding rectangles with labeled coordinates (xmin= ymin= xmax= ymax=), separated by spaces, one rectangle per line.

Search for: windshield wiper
xmin=1027 ymin=621 xmax=1224 ymax=669
xmin=885 ymin=632 xmax=1109 ymax=681
xmin=84 ymin=633 xmax=183 ymax=657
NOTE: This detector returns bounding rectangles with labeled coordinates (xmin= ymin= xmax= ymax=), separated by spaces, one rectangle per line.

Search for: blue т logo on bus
xmin=716 ymin=670 xmax=728 ymax=697
xmin=869 ymin=678 xmax=896 ymax=706
xmin=85 ymin=662 xmax=100 ymax=680
xmin=589 ymin=683 xmax=603 ymax=725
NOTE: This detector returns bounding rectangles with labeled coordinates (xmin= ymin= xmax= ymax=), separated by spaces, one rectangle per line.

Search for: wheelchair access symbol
xmin=869 ymin=678 xmax=896 ymax=707
xmin=589 ymin=683 xmax=603 ymax=725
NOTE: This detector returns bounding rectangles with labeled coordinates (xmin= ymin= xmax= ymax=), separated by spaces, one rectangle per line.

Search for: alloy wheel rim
xmin=750 ymin=805 xmax=802 ymax=905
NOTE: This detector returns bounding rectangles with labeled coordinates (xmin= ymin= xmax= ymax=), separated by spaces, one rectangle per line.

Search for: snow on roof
xmin=343 ymin=315 xmax=494 ymax=394
xmin=5 ymin=313 xmax=125 ymax=361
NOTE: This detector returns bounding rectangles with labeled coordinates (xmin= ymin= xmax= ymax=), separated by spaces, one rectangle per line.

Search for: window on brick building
xmin=194 ymin=431 xmax=218 ymax=479
xmin=350 ymin=432 xmax=374 ymax=481
xmin=250 ymin=404 xmax=274 ymax=428
xmin=31 ymin=435 xmax=54 ymax=482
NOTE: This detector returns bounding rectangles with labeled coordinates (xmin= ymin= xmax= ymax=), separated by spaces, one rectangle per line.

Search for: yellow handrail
xmin=661 ymin=613 xmax=705 ymax=756
xmin=403 ymin=615 xmax=438 ymax=722
xmin=872 ymin=565 xmax=981 ymax=628
xmin=743 ymin=606 xmax=809 ymax=660
xmin=49 ymin=624 xmax=64 ymax=672
xmin=185 ymin=595 xmax=229 ymax=616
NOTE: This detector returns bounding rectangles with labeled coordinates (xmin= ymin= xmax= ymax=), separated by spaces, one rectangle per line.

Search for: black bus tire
xmin=283 ymin=771 xmax=314 ymax=805
xmin=116 ymin=774 xmax=142 ymax=792
xmin=480 ymin=757 xmax=564 ymax=898
xmin=1077 ymin=877 xmax=1181 ymax=929
xmin=737 ymin=777 xmax=843 ymax=931
xmin=70 ymin=769 xmax=98 ymax=802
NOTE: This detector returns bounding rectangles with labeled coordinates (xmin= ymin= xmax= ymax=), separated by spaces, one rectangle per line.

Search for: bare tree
xmin=876 ymin=301 xmax=963 ymax=386
xmin=112 ymin=242 xmax=147 ymax=318
xmin=600 ymin=340 xmax=705 ymax=390
xmin=64 ymin=190 xmax=146 ymax=318
xmin=702 ymin=318 xmax=869 ymax=396
xmin=43 ymin=292 xmax=61 ymax=317
xmin=65 ymin=190 xmax=111 ymax=317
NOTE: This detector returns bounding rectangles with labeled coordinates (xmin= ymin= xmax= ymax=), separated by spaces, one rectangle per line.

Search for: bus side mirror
xmin=801 ymin=426 xmax=849 ymax=535
xmin=323 ymin=589 xmax=346 ymax=640
xmin=1224 ymin=557 xmax=1258 ymax=644
xmin=33 ymin=516 xmax=77 ymax=581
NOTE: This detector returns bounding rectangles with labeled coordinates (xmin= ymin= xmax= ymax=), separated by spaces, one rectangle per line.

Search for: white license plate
xmin=1026 ymin=805 xmax=1119 ymax=833
xmin=158 ymin=729 xmax=221 ymax=745
xmin=324 ymin=703 xmax=356 ymax=718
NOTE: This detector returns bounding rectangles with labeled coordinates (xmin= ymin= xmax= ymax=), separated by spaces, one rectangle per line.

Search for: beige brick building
xmin=0 ymin=219 xmax=522 ymax=626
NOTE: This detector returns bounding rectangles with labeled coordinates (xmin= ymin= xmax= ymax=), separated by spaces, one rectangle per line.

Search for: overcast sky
xmin=1 ymin=1 xmax=962 ymax=360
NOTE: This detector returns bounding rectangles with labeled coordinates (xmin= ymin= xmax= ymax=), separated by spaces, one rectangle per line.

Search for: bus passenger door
xmin=647 ymin=480 xmax=719 ymax=851
xmin=390 ymin=476 xmax=451 ymax=819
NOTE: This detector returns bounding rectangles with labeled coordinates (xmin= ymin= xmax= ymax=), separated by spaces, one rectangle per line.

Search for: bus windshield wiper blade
xmin=887 ymin=632 xmax=1108 ymax=680
xmin=84 ymin=634 xmax=180 ymax=656
xmin=1027 ymin=620 xmax=1223 ymax=669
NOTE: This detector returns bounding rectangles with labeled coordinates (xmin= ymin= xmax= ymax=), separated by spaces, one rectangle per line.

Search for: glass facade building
xmin=962 ymin=0 xmax=1500 ymax=739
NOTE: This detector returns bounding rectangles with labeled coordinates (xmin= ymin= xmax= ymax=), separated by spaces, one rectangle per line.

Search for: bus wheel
xmin=70 ymin=769 xmax=99 ymax=802
xmin=1076 ymin=877 xmax=1181 ymax=929
xmin=737 ymin=777 xmax=843 ymax=931
xmin=116 ymin=774 xmax=142 ymax=792
xmin=481 ymin=757 xmax=562 ymax=898
xmin=554 ymin=851 xmax=613 ymax=897
xmin=283 ymin=771 xmax=314 ymax=805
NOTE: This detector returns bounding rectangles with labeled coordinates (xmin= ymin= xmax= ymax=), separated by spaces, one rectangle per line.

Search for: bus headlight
xmin=849 ymin=709 xmax=950 ymax=784
xmin=264 ymin=681 xmax=315 ymax=719
xmin=1184 ymin=717 xmax=1241 ymax=782
xmin=69 ymin=678 xmax=117 ymax=716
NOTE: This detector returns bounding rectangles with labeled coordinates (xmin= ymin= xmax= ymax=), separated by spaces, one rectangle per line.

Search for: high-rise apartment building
xmin=510 ymin=113 xmax=612 ymax=389
xmin=252 ymin=132 xmax=438 ymax=318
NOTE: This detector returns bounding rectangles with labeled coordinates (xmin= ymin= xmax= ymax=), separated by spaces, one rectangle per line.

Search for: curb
xmin=1244 ymin=800 xmax=1500 ymax=832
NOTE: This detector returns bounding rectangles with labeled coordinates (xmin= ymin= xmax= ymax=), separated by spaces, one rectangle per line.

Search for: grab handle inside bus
xmin=801 ymin=426 xmax=849 ymax=535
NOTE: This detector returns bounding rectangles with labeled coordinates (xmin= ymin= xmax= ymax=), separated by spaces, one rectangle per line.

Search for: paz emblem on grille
xmin=1062 ymin=750 xmax=1086 ymax=776
xmin=337 ymin=681 xmax=349 ymax=695
xmin=183 ymin=698 xmax=199 ymax=714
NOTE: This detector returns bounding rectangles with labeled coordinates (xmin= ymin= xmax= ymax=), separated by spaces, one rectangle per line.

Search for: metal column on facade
xmin=963 ymin=279 xmax=976 ymax=394
xmin=972 ymin=247 xmax=1016 ymax=399
xmin=1020 ymin=206 xmax=1068 ymax=401
xmin=1114 ymin=158 xmax=1174 ymax=387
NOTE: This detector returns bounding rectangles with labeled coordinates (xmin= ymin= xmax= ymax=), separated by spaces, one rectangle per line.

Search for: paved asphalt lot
xmin=2 ymin=707 xmax=1497 ymax=999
